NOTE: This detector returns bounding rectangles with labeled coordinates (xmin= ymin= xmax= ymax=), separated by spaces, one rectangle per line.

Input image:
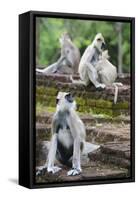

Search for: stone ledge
xmin=36 ymin=83 xmax=130 ymax=103
xmin=36 ymin=140 xmax=129 ymax=183
xmin=35 ymin=164 xmax=128 ymax=183
xmin=88 ymin=141 xmax=130 ymax=169
xmin=36 ymin=112 xmax=130 ymax=125
xmin=36 ymin=73 xmax=130 ymax=85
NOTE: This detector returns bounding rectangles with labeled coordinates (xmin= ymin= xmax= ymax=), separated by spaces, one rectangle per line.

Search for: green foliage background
xmin=36 ymin=17 xmax=130 ymax=73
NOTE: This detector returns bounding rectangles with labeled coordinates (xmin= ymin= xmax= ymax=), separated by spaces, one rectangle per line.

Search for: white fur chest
xmin=57 ymin=128 xmax=73 ymax=149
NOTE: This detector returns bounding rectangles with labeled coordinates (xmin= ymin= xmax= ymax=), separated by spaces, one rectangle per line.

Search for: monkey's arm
xmin=47 ymin=117 xmax=62 ymax=174
xmin=63 ymin=48 xmax=74 ymax=68
xmin=95 ymin=60 xmax=103 ymax=71
xmin=56 ymin=55 xmax=66 ymax=66
xmin=86 ymin=62 xmax=106 ymax=89
xmin=67 ymin=111 xmax=85 ymax=176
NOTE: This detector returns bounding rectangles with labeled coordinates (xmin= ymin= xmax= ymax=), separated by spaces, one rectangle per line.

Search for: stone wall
xmin=36 ymin=74 xmax=130 ymax=117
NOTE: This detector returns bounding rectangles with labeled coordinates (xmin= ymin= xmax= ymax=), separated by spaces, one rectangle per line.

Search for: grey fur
xmin=70 ymin=33 xmax=106 ymax=89
xmin=47 ymin=92 xmax=86 ymax=176
xmin=36 ymin=33 xmax=80 ymax=75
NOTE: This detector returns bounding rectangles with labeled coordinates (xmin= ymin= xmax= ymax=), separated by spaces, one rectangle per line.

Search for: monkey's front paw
xmin=36 ymin=166 xmax=47 ymax=176
xmin=67 ymin=168 xmax=82 ymax=176
xmin=96 ymin=83 xmax=106 ymax=90
xmin=118 ymin=83 xmax=123 ymax=87
xmin=47 ymin=166 xmax=62 ymax=174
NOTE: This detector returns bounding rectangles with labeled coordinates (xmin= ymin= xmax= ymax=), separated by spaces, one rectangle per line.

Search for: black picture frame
xmin=19 ymin=10 xmax=135 ymax=189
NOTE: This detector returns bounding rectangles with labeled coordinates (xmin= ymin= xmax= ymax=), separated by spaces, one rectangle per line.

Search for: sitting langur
xmin=70 ymin=33 xmax=107 ymax=88
xmin=36 ymin=33 xmax=80 ymax=74
xmin=38 ymin=92 xmax=86 ymax=176
xmin=70 ymin=33 xmax=123 ymax=103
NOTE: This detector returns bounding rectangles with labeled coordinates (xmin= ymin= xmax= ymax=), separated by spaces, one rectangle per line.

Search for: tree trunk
xmin=36 ymin=18 xmax=41 ymax=66
xmin=116 ymin=22 xmax=123 ymax=74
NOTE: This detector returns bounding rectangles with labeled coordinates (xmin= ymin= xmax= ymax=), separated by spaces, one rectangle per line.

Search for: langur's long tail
xmin=36 ymin=68 xmax=54 ymax=75
xmin=70 ymin=75 xmax=86 ymax=85
xmin=36 ymin=68 xmax=44 ymax=73
xmin=36 ymin=68 xmax=46 ymax=74
xmin=112 ymin=82 xmax=123 ymax=104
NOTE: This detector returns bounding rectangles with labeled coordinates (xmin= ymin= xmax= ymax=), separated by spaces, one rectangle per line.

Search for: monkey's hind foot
xmin=47 ymin=166 xmax=62 ymax=174
xmin=67 ymin=168 xmax=81 ymax=176
xmin=96 ymin=83 xmax=106 ymax=90
xmin=36 ymin=166 xmax=47 ymax=176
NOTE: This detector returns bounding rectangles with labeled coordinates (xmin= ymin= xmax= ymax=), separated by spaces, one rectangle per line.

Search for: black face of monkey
xmin=94 ymin=33 xmax=106 ymax=52
xmin=101 ymin=42 xmax=107 ymax=50
xmin=65 ymin=93 xmax=74 ymax=103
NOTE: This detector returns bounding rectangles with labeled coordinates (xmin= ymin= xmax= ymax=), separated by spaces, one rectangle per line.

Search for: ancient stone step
xmin=36 ymin=123 xmax=130 ymax=143
xmin=36 ymin=93 xmax=130 ymax=116
xmin=36 ymin=82 xmax=130 ymax=102
xmin=88 ymin=141 xmax=130 ymax=169
xmin=36 ymin=140 xmax=129 ymax=182
xmin=36 ymin=112 xmax=130 ymax=125
xmin=35 ymin=163 xmax=129 ymax=183
xmin=36 ymin=73 xmax=130 ymax=85
xmin=36 ymin=85 xmax=130 ymax=117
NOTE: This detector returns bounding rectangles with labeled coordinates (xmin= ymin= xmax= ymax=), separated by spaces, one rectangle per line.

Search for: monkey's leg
xmin=86 ymin=63 xmax=106 ymax=89
xmin=67 ymin=138 xmax=81 ymax=176
xmin=37 ymin=62 xmax=59 ymax=74
xmin=70 ymin=75 xmax=88 ymax=85
xmin=47 ymin=134 xmax=62 ymax=174
xmin=36 ymin=56 xmax=65 ymax=75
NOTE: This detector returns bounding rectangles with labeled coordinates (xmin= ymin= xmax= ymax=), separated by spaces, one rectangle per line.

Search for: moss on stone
xmin=36 ymin=85 xmax=129 ymax=118
xmin=91 ymin=107 xmax=114 ymax=117
xmin=112 ymin=101 xmax=129 ymax=110
xmin=76 ymin=97 xmax=86 ymax=106
xmin=96 ymin=99 xmax=113 ymax=109
xmin=36 ymin=86 xmax=57 ymax=96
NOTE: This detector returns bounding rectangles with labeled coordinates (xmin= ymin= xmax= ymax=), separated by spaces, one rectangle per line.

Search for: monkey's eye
xmin=97 ymin=38 xmax=102 ymax=41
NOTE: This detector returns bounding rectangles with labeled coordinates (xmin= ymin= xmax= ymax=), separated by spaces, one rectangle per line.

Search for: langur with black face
xmin=70 ymin=33 xmax=123 ymax=103
xmin=70 ymin=33 xmax=106 ymax=88
xmin=37 ymin=92 xmax=86 ymax=176
xmin=36 ymin=33 xmax=80 ymax=74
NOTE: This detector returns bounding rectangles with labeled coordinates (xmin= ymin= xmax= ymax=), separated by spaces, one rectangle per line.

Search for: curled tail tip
xmin=114 ymin=85 xmax=118 ymax=104
xmin=69 ymin=75 xmax=73 ymax=82
xmin=114 ymin=98 xmax=117 ymax=104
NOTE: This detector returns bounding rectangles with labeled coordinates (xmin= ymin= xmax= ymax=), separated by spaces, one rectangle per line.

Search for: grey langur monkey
xmin=70 ymin=33 xmax=123 ymax=103
xmin=95 ymin=50 xmax=123 ymax=104
xmin=70 ymin=33 xmax=107 ymax=89
xmin=36 ymin=33 xmax=80 ymax=75
xmin=37 ymin=92 xmax=86 ymax=176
